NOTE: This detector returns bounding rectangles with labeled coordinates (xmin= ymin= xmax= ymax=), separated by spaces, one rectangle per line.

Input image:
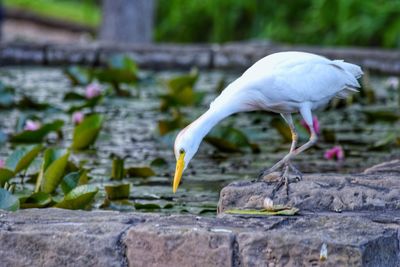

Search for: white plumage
xmin=172 ymin=51 xmax=363 ymax=193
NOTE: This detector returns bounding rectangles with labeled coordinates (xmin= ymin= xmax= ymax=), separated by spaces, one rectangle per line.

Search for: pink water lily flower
xmin=85 ymin=82 xmax=101 ymax=99
xmin=72 ymin=111 xmax=84 ymax=125
xmin=24 ymin=120 xmax=41 ymax=131
xmin=324 ymin=145 xmax=344 ymax=161
xmin=300 ymin=116 xmax=320 ymax=135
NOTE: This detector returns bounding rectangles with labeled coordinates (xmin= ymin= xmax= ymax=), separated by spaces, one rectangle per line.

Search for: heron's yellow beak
xmin=173 ymin=152 xmax=185 ymax=193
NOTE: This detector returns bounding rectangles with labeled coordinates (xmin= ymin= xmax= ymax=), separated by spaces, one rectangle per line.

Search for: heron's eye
xmin=179 ymin=148 xmax=185 ymax=154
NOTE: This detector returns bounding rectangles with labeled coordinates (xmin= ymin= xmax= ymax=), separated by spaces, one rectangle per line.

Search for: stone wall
xmin=1 ymin=160 xmax=400 ymax=267
xmin=1 ymin=42 xmax=400 ymax=74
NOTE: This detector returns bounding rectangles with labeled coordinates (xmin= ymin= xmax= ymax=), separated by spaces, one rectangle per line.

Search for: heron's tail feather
xmin=333 ymin=60 xmax=363 ymax=79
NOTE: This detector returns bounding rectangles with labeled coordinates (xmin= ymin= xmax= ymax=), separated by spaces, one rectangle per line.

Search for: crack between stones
xmin=231 ymin=234 xmax=242 ymax=267
xmin=115 ymin=218 xmax=146 ymax=267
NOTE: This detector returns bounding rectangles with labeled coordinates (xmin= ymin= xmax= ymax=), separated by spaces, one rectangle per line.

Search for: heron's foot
xmin=257 ymin=161 xmax=302 ymax=182
xmin=258 ymin=162 xmax=303 ymax=198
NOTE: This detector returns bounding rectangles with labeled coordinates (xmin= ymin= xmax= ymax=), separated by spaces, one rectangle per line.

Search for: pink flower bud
xmin=85 ymin=82 xmax=101 ymax=99
xmin=24 ymin=120 xmax=41 ymax=131
xmin=72 ymin=112 xmax=84 ymax=125
xmin=300 ymin=116 xmax=320 ymax=135
xmin=324 ymin=145 xmax=344 ymax=161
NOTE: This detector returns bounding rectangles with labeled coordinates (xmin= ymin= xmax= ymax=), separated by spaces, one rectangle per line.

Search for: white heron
xmin=173 ymin=51 xmax=363 ymax=194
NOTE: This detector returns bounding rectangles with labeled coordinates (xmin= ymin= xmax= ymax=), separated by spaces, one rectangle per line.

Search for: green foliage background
xmin=4 ymin=0 xmax=400 ymax=47
xmin=155 ymin=0 xmax=400 ymax=48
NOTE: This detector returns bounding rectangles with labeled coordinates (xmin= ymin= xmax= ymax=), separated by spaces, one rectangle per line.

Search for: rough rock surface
xmin=0 ymin=160 xmax=399 ymax=267
xmin=218 ymin=172 xmax=400 ymax=213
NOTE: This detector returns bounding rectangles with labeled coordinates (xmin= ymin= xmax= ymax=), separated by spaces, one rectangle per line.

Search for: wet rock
xmin=218 ymin=163 xmax=400 ymax=213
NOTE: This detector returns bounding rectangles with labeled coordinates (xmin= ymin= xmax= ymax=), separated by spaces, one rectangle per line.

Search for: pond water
xmin=0 ymin=67 xmax=399 ymax=215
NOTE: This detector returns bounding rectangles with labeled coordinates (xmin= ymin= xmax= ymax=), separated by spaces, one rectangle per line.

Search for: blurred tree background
xmin=3 ymin=0 xmax=400 ymax=47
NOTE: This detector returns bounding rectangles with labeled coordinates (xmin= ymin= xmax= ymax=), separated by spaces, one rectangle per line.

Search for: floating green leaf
xmin=36 ymin=148 xmax=70 ymax=193
xmin=134 ymin=202 xmax=161 ymax=211
xmin=11 ymin=120 xmax=64 ymax=143
xmin=61 ymin=171 xmax=88 ymax=194
xmin=55 ymin=185 xmax=98 ymax=210
xmin=0 ymin=168 xmax=15 ymax=187
xmin=205 ymin=126 xmax=259 ymax=153
xmin=225 ymin=207 xmax=299 ymax=216
xmin=5 ymin=144 xmax=42 ymax=174
xmin=92 ymin=55 xmax=138 ymax=87
xmin=111 ymin=156 xmax=125 ymax=180
xmin=64 ymin=66 xmax=89 ymax=86
xmin=0 ymin=82 xmax=15 ymax=108
xmin=125 ymin=167 xmax=155 ymax=178
xmin=150 ymin=157 xmax=168 ymax=167
xmin=158 ymin=115 xmax=186 ymax=136
xmin=105 ymin=184 xmax=130 ymax=200
xmin=165 ymin=69 xmax=198 ymax=92
xmin=0 ymin=188 xmax=19 ymax=211
xmin=363 ymin=108 xmax=400 ymax=122
xmin=67 ymin=95 xmax=103 ymax=113
xmin=71 ymin=114 xmax=103 ymax=150
xmin=17 ymin=95 xmax=51 ymax=110
xmin=20 ymin=192 xmax=52 ymax=209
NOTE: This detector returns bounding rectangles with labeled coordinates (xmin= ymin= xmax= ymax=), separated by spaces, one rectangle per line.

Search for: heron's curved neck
xmin=187 ymin=106 xmax=235 ymax=141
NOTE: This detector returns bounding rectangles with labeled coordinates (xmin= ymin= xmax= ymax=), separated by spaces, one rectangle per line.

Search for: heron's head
xmin=172 ymin=127 xmax=201 ymax=193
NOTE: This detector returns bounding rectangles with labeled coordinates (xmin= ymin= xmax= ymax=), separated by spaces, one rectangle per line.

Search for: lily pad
xmin=105 ymin=184 xmax=130 ymax=200
xmin=36 ymin=148 xmax=70 ymax=193
xmin=0 ymin=168 xmax=15 ymax=187
xmin=0 ymin=188 xmax=19 ymax=211
xmin=205 ymin=126 xmax=259 ymax=153
xmin=67 ymin=95 xmax=103 ymax=113
xmin=61 ymin=171 xmax=88 ymax=194
xmin=55 ymin=184 xmax=98 ymax=210
xmin=11 ymin=120 xmax=64 ymax=143
xmin=125 ymin=166 xmax=155 ymax=178
xmin=71 ymin=114 xmax=104 ymax=150
xmin=0 ymin=82 xmax=15 ymax=108
xmin=134 ymin=202 xmax=161 ymax=211
xmin=20 ymin=192 xmax=52 ymax=209
xmin=165 ymin=69 xmax=198 ymax=92
xmin=64 ymin=66 xmax=89 ymax=86
xmin=5 ymin=144 xmax=42 ymax=174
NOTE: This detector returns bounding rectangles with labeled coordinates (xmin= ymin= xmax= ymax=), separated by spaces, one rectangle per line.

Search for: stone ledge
xmin=1 ymin=41 xmax=400 ymax=74
xmin=0 ymin=160 xmax=399 ymax=267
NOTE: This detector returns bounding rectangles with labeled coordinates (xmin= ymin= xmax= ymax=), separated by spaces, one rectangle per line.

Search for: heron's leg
xmin=258 ymin=113 xmax=299 ymax=179
xmin=259 ymin=105 xmax=317 ymax=178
